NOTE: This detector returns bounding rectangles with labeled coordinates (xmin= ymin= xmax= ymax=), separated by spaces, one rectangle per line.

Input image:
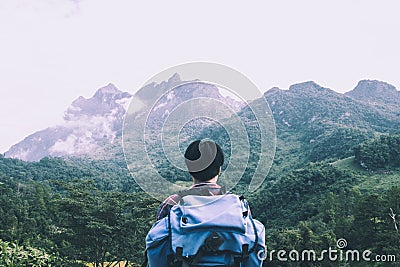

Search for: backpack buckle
xmin=204 ymin=232 xmax=224 ymax=252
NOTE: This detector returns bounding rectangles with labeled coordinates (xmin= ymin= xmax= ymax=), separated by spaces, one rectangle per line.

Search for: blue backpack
xmin=144 ymin=193 xmax=265 ymax=267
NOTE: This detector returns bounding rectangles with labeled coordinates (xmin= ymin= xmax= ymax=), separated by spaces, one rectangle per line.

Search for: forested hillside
xmin=0 ymin=155 xmax=156 ymax=266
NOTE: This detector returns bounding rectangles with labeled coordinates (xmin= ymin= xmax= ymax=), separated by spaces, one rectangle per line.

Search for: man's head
xmin=184 ymin=139 xmax=224 ymax=182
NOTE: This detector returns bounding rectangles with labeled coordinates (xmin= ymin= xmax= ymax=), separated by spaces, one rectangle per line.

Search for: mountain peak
xmin=264 ymin=87 xmax=282 ymax=96
xmin=345 ymin=80 xmax=399 ymax=104
xmin=94 ymin=83 xmax=121 ymax=97
xmin=348 ymin=79 xmax=397 ymax=95
xmin=135 ymin=73 xmax=182 ymax=102
xmin=358 ymin=79 xmax=395 ymax=89
xmin=168 ymin=73 xmax=181 ymax=84
xmin=67 ymin=83 xmax=131 ymax=121
xmin=289 ymin=81 xmax=327 ymax=94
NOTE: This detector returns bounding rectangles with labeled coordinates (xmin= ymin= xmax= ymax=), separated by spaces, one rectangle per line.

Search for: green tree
xmin=52 ymin=180 xmax=158 ymax=266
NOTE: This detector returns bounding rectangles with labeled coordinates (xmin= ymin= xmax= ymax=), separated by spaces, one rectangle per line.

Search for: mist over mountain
xmin=5 ymin=74 xmax=244 ymax=162
xmin=5 ymin=83 xmax=132 ymax=161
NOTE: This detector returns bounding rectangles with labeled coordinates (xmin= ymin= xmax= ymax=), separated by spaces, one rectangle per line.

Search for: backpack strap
xmin=141 ymin=249 xmax=148 ymax=267
xmin=167 ymin=209 xmax=177 ymax=267
xmin=191 ymin=232 xmax=225 ymax=265
xmin=248 ymin=214 xmax=259 ymax=253
xmin=239 ymin=195 xmax=259 ymax=254
xmin=175 ymin=234 xmax=245 ymax=267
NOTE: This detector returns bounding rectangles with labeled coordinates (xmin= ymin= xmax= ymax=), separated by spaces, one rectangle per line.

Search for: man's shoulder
xmin=162 ymin=193 xmax=181 ymax=206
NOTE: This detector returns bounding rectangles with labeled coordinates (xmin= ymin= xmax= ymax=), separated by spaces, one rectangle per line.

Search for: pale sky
xmin=0 ymin=0 xmax=399 ymax=153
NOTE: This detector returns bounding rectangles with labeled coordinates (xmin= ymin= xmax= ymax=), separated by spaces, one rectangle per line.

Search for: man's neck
xmin=193 ymin=175 xmax=218 ymax=184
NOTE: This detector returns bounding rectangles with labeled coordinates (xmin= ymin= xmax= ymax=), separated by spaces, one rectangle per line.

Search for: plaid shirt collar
xmin=189 ymin=182 xmax=221 ymax=189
